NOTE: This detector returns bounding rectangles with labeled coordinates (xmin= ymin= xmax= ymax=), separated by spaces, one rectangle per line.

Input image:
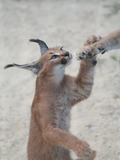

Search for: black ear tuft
xmin=4 ymin=64 xmax=14 ymax=69
xmin=29 ymin=39 xmax=41 ymax=43
xmin=29 ymin=39 xmax=49 ymax=55
xmin=4 ymin=61 xmax=41 ymax=75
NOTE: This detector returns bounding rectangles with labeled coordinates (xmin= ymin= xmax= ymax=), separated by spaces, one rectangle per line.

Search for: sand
xmin=1 ymin=0 xmax=120 ymax=159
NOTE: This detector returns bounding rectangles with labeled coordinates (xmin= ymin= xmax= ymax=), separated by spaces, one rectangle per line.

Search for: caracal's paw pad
xmin=76 ymin=35 xmax=102 ymax=60
xmin=76 ymin=46 xmax=97 ymax=60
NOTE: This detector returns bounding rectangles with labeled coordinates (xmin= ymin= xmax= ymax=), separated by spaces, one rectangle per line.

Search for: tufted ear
xmin=4 ymin=61 xmax=41 ymax=75
xmin=29 ymin=39 xmax=49 ymax=55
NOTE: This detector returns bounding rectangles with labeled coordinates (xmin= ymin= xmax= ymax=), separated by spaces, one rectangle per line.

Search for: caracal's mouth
xmin=66 ymin=57 xmax=72 ymax=66
xmin=61 ymin=53 xmax=72 ymax=67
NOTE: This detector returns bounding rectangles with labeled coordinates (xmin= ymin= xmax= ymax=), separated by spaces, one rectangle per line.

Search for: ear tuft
xmin=4 ymin=61 xmax=41 ymax=75
xmin=4 ymin=64 xmax=14 ymax=69
xmin=29 ymin=39 xmax=49 ymax=55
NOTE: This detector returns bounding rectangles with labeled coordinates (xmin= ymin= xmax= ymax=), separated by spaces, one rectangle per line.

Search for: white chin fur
xmin=53 ymin=64 xmax=65 ymax=84
xmin=65 ymin=59 xmax=72 ymax=67
xmin=53 ymin=60 xmax=72 ymax=85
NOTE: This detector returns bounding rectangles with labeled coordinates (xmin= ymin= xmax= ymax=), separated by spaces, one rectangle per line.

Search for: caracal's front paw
xmin=76 ymin=46 xmax=96 ymax=60
xmin=84 ymin=35 xmax=102 ymax=46
xmin=76 ymin=35 xmax=102 ymax=60
xmin=76 ymin=140 xmax=96 ymax=160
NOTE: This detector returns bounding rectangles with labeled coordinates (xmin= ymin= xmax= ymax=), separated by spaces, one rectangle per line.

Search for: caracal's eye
xmin=50 ymin=54 xmax=58 ymax=60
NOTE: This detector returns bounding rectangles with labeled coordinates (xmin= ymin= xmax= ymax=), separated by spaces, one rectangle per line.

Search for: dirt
xmin=1 ymin=0 xmax=120 ymax=160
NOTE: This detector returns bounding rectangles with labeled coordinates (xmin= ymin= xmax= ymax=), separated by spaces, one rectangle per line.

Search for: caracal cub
xmin=5 ymin=36 xmax=100 ymax=160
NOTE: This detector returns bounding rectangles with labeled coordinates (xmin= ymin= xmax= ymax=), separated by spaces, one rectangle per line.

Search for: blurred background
xmin=1 ymin=0 xmax=120 ymax=159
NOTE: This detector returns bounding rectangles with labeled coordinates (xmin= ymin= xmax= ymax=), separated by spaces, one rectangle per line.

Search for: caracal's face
xmin=4 ymin=40 xmax=73 ymax=75
xmin=40 ymin=47 xmax=73 ymax=73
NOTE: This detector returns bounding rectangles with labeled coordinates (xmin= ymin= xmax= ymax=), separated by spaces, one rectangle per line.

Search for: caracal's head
xmin=4 ymin=39 xmax=72 ymax=76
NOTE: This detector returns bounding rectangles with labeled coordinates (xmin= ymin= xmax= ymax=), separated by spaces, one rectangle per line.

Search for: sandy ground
xmin=1 ymin=0 xmax=120 ymax=160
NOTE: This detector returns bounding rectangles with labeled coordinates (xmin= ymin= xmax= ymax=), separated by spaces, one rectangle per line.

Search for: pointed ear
xmin=59 ymin=46 xmax=64 ymax=50
xmin=4 ymin=61 xmax=41 ymax=75
xmin=53 ymin=46 xmax=64 ymax=50
xmin=29 ymin=39 xmax=49 ymax=55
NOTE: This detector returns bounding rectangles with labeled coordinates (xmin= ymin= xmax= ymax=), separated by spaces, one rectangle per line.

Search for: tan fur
xmin=76 ymin=29 xmax=120 ymax=59
xmin=26 ymin=36 xmax=100 ymax=160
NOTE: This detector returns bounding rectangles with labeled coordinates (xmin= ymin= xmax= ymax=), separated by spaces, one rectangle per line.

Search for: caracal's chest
xmin=55 ymin=90 xmax=71 ymax=131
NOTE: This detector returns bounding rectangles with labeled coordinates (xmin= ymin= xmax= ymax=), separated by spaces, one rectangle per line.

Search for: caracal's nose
xmin=63 ymin=52 xmax=73 ymax=59
xmin=64 ymin=52 xmax=70 ymax=57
